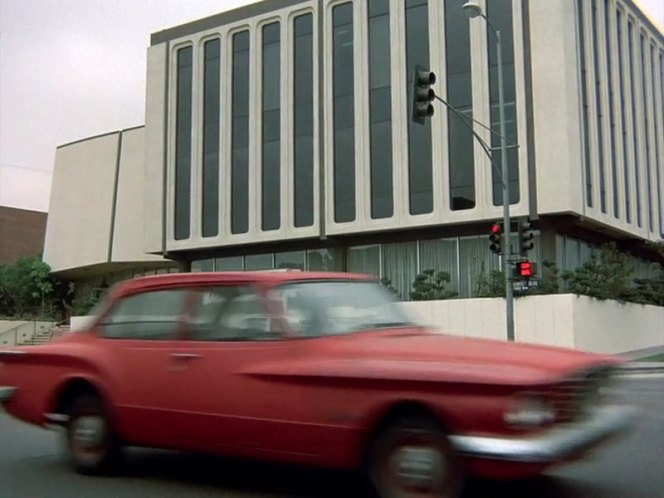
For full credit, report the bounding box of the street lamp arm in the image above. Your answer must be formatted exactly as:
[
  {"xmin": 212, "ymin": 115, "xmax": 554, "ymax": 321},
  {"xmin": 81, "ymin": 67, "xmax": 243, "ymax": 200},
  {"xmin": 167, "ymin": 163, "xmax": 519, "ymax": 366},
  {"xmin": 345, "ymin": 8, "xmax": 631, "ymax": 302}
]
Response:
[{"xmin": 433, "ymin": 93, "xmax": 507, "ymax": 190}]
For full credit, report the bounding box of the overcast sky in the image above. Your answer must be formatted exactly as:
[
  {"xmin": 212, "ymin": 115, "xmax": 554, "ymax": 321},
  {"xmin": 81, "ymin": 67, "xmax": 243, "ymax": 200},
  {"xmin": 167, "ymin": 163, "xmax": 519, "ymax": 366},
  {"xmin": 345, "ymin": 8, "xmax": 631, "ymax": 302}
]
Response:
[{"xmin": 1, "ymin": 0, "xmax": 662, "ymax": 213}]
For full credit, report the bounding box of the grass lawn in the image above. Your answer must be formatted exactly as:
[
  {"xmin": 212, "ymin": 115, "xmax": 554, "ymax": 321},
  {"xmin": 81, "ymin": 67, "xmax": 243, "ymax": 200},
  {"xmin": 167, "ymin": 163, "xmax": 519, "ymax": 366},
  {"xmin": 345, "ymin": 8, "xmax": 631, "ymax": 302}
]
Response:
[{"xmin": 636, "ymin": 353, "xmax": 664, "ymax": 362}]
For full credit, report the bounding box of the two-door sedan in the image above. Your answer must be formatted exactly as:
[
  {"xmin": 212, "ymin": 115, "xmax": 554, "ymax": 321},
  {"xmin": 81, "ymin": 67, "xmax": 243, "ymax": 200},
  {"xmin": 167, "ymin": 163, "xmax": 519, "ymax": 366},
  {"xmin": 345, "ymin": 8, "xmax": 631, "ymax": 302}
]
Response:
[{"xmin": 0, "ymin": 271, "xmax": 635, "ymax": 498}]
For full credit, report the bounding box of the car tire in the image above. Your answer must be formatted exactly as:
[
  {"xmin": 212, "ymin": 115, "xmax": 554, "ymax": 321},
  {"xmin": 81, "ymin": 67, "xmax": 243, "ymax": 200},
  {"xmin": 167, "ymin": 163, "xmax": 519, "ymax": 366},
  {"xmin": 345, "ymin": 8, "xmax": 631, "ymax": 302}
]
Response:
[
  {"xmin": 367, "ymin": 415, "xmax": 463, "ymax": 498},
  {"xmin": 66, "ymin": 394, "xmax": 122, "ymax": 475}
]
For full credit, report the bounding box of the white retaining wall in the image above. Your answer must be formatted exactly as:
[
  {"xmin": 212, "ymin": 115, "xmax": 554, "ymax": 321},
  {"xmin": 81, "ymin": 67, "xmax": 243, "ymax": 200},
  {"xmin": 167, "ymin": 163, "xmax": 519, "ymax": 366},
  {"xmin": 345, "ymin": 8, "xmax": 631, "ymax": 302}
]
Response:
[{"xmin": 401, "ymin": 294, "xmax": 664, "ymax": 355}]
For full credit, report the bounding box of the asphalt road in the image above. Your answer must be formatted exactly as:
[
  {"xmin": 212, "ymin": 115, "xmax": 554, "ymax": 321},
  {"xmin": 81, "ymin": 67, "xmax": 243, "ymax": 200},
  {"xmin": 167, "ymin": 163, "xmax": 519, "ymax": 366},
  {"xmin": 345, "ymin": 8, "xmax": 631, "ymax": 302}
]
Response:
[{"xmin": 1, "ymin": 375, "xmax": 662, "ymax": 498}]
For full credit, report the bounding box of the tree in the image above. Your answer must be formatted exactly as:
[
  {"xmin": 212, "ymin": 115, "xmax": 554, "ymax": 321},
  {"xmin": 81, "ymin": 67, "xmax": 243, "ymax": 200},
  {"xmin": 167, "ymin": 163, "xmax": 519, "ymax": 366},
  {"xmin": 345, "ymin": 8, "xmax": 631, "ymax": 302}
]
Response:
[
  {"xmin": 0, "ymin": 254, "xmax": 58, "ymax": 318},
  {"xmin": 411, "ymin": 270, "xmax": 457, "ymax": 301}
]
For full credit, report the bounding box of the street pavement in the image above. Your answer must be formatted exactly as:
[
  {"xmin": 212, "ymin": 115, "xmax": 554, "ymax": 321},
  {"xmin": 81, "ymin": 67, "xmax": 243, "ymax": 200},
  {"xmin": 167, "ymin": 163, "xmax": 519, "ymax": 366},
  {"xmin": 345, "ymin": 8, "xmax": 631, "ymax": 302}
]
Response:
[{"xmin": 1, "ymin": 374, "xmax": 663, "ymax": 498}]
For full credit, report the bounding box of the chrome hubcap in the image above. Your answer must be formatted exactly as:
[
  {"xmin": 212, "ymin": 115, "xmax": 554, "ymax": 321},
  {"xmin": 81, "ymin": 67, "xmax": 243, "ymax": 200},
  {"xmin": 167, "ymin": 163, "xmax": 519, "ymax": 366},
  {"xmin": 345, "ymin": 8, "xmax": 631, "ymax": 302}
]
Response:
[
  {"xmin": 391, "ymin": 445, "xmax": 446, "ymax": 491},
  {"xmin": 72, "ymin": 415, "xmax": 105, "ymax": 449}
]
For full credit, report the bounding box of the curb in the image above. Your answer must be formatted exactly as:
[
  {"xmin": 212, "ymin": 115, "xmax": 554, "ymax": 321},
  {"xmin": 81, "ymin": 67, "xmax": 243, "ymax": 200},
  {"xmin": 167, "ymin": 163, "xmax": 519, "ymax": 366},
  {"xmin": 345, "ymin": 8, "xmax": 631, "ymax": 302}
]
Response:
[{"xmin": 617, "ymin": 362, "xmax": 664, "ymax": 375}]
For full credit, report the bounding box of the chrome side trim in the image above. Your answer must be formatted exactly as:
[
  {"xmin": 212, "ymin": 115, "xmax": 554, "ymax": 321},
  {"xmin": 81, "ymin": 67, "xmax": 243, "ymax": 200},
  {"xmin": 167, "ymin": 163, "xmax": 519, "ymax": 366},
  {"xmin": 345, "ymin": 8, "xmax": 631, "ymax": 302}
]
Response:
[
  {"xmin": 0, "ymin": 386, "xmax": 17, "ymax": 402},
  {"xmin": 44, "ymin": 413, "xmax": 70, "ymax": 424},
  {"xmin": 449, "ymin": 405, "xmax": 637, "ymax": 463}
]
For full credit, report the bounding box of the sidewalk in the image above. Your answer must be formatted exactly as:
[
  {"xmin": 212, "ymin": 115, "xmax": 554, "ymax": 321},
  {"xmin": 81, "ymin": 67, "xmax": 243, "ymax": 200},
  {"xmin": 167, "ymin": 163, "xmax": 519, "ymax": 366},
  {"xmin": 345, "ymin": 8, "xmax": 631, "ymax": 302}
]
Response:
[{"xmin": 617, "ymin": 345, "xmax": 664, "ymax": 375}]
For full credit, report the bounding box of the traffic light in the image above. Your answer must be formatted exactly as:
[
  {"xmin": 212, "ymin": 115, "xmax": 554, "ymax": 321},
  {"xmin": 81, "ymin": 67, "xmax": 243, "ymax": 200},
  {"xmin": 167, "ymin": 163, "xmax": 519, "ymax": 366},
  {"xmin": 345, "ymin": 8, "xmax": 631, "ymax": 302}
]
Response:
[
  {"xmin": 516, "ymin": 260, "xmax": 533, "ymax": 278},
  {"xmin": 412, "ymin": 65, "xmax": 436, "ymax": 124},
  {"xmin": 518, "ymin": 218, "xmax": 535, "ymax": 255},
  {"xmin": 489, "ymin": 222, "xmax": 503, "ymax": 255}
]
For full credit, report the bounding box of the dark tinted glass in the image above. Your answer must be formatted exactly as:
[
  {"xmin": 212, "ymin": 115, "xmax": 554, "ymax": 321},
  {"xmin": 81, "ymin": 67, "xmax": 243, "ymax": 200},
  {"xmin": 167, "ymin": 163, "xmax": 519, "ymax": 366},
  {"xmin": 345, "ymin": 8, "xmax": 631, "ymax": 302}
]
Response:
[
  {"xmin": 245, "ymin": 253, "xmax": 274, "ymax": 270},
  {"xmin": 590, "ymin": 0, "xmax": 606, "ymax": 213},
  {"xmin": 232, "ymin": 31, "xmax": 250, "ymax": 234},
  {"xmin": 333, "ymin": 3, "xmax": 356, "ymax": 223},
  {"xmin": 640, "ymin": 33, "xmax": 653, "ymax": 231},
  {"xmin": 578, "ymin": 0, "xmax": 593, "ymax": 207},
  {"xmin": 616, "ymin": 9, "xmax": 630, "ymax": 221},
  {"xmin": 628, "ymin": 20, "xmax": 641, "ymax": 226},
  {"xmin": 657, "ymin": 49, "xmax": 663, "ymax": 235},
  {"xmin": 446, "ymin": 0, "xmax": 475, "ymax": 210},
  {"xmin": 203, "ymin": 39, "xmax": 220, "ymax": 237},
  {"xmin": 604, "ymin": 0, "xmax": 618, "ymax": 218},
  {"xmin": 175, "ymin": 46, "xmax": 193, "ymax": 240},
  {"xmin": 294, "ymin": 14, "xmax": 315, "ymax": 227},
  {"xmin": 405, "ymin": 0, "xmax": 433, "ymax": 215},
  {"xmin": 487, "ymin": 0, "xmax": 519, "ymax": 206},
  {"xmin": 368, "ymin": 0, "xmax": 393, "ymax": 219},
  {"xmin": 262, "ymin": 22, "xmax": 281, "ymax": 231}
]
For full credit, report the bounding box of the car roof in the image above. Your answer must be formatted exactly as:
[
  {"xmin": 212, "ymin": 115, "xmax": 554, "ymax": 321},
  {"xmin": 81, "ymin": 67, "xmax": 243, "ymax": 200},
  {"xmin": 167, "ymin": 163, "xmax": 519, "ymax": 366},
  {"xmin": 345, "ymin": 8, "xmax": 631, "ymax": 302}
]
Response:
[{"xmin": 109, "ymin": 271, "xmax": 374, "ymax": 299}]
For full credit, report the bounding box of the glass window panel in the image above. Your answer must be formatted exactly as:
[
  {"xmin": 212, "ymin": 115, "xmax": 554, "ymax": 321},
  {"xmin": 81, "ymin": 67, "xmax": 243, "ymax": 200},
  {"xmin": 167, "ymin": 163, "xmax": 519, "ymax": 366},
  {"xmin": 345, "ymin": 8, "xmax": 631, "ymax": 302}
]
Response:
[
  {"xmin": 333, "ymin": 3, "xmax": 356, "ymax": 223},
  {"xmin": 216, "ymin": 256, "xmax": 244, "ymax": 271},
  {"xmin": 604, "ymin": 0, "xmax": 618, "ymax": 218},
  {"xmin": 369, "ymin": 0, "xmax": 393, "ymax": 219},
  {"xmin": 294, "ymin": 14, "xmax": 315, "ymax": 228},
  {"xmin": 459, "ymin": 236, "xmax": 500, "ymax": 298},
  {"xmin": 382, "ymin": 241, "xmax": 418, "ymax": 300},
  {"xmin": 175, "ymin": 46, "xmax": 193, "ymax": 240},
  {"xmin": 487, "ymin": 0, "xmax": 519, "ymax": 206},
  {"xmin": 446, "ymin": 0, "xmax": 475, "ymax": 210},
  {"xmin": 191, "ymin": 259, "xmax": 214, "ymax": 272},
  {"xmin": 275, "ymin": 251, "xmax": 305, "ymax": 270},
  {"xmin": 306, "ymin": 248, "xmax": 342, "ymax": 271},
  {"xmin": 578, "ymin": 0, "xmax": 593, "ymax": 208},
  {"xmin": 245, "ymin": 253, "xmax": 274, "ymax": 271},
  {"xmin": 419, "ymin": 238, "xmax": 460, "ymax": 294},
  {"xmin": 406, "ymin": 0, "xmax": 433, "ymax": 215},
  {"xmin": 202, "ymin": 39, "xmax": 221, "ymax": 237},
  {"xmin": 640, "ymin": 33, "xmax": 653, "ymax": 232},
  {"xmin": 348, "ymin": 245, "xmax": 381, "ymax": 277},
  {"xmin": 616, "ymin": 9, "xmax": 630, "ymax": 222},
  {"xmin": 656, "ymin": 49, "xmax": 663, "ymax": 235},
  {"xmin": 232, "ymin": 31, "xmax": 250, "ymax": 234},
  {"xmin": 262, "ymin": 22, "xmax": 281, "ymax": 231},
  {"xmin": 590, "ymin": 0, "xmax": 606, "ymax": 213},
  {"xmin": 628, "ymin": 20, "xmax": 641, "ymax": 226}
]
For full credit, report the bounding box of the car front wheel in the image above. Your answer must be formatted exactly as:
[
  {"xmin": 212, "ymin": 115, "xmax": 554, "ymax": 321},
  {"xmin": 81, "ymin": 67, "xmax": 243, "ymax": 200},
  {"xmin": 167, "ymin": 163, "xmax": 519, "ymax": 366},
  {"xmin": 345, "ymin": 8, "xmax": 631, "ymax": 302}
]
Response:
[
  {"xmin": 66, "ymin": 394, "xmax": 122, "ymax": 475},
  {"xmin": 368, "ymin": 415, "xmax": 463, "ymax": 498}
]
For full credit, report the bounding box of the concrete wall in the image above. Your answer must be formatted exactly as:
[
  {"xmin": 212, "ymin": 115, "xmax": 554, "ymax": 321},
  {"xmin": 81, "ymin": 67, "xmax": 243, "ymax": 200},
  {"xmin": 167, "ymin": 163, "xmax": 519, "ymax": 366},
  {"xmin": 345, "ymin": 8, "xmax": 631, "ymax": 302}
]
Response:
[
  {"xmin": 0, "ymin": 206, "xmax": 47, "ymax": 264},
  {"xmin": 402, "ymin": 294, "xmax": 664, "ymax": 354},
  {"xmin": 0, "ymin": 321, "xmax": 55, "ymax": 346}
]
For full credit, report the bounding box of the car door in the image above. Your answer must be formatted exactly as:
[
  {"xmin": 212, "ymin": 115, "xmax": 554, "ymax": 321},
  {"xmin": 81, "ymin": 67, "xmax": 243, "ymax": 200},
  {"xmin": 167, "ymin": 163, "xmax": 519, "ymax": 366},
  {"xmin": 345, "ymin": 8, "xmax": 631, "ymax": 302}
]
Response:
[
  {"xmin": 95, "ymin": 286, "xmax": 193, "ymax": 447},
  {"xmin": 167, "ymin": 283, "xmax": 323, "ymax": 458}
]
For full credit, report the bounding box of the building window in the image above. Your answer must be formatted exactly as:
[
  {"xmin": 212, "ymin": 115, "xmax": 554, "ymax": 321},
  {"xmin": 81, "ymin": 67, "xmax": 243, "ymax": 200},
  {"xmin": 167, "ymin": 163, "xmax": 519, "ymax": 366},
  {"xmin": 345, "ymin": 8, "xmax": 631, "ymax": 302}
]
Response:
[
  {"xmin": 419, "ymin": 238, "xmax": 460, "ymax": 295},
  {"xmin": 487, "ymin": 0, "xmax": 519, "ymax": 206},
  {"xmin": 293, "ymin": 14, "xmax": 315, "ymax": 228},
  {"xmin": 590, "ymin": 0, "xmax": 606, "ymax": 213},
  {"xmin": 446, "ymin": 0, "xmax": 475, "ymax": 210},
  {"xmin": 245, "ymin": 253, "xmax": 274, "ymax": 270},
  {"xmin": 382, "ymin": 241, "xmax": 418, "ymax": 299},
  {"xmin": 628, "ymin": 19, "xmax": 641, "ymax": 227},
  {"xmin": 348, "ymin": 245, "xmax": 380, "ymax": 277},
  {"xmin": 578, "ymin": 0, "xmax": 593, "ymax": 208},
  {"xmin": 191, "ymin": 259, "xmax": 214, "ymax": 272},
  {"xmin": 231, "ymin": 31, "xmax": 250, "ymax": 234},
  {"xmin": 306, "ymin": 248, "xmax": 342, "ymax": 271},
  {"xmin": 604, "ymin": 1, "xmax": 618, "ymax": 218},
  {"xmin": 216, "ymin": 256, "xmax": 244, "ymax": 271},
  {"xmin": 616, "ymin": 8, "xmax": 630, "ymax": 222},
  {"xmin": 262, "ymin": 22, "xmax": 281, "ymax": 231},
  {"xmin": 275, "ymin": 250, "xmax": 305, "ymax": 270},
  {"xmin": 368, "ymin": 0, "xmax": 393, "ymax": 219},
  {"xmin": 202, "ymin": 39, "xmax": 221, "ymax": 237},
  {"xmin": 332, "ymin": 3, "xmax": 356, "ymax": 223},
  {"xmin": 175, "ymin": 46, "xmax": 193, "ymax": 240},
  {"xmin": 640, "ymin": 33, "xmax": 653, "ymax": 232},
  {"xmin": 657, "ymin": 49, "xmax": 664, "ymax": 236},
  {"xmin": 405, "ymin": 0, "xmax": 433, "ymax": 215}
]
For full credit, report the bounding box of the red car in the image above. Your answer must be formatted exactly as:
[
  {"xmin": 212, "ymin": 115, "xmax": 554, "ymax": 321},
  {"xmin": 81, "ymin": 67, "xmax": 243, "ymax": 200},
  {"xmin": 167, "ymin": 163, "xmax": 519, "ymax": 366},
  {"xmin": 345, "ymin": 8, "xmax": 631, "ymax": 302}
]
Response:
[{"xmin": 0, "ymin": 272, "xmax": 635, "ymax": 497}]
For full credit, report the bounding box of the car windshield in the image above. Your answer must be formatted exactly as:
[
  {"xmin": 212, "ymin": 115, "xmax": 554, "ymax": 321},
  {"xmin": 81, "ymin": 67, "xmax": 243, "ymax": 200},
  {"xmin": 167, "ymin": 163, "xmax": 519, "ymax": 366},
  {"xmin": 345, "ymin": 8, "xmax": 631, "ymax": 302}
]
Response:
[{"xmin": 269, "ymin": 280, "xmax": 415, "ymax": 337}]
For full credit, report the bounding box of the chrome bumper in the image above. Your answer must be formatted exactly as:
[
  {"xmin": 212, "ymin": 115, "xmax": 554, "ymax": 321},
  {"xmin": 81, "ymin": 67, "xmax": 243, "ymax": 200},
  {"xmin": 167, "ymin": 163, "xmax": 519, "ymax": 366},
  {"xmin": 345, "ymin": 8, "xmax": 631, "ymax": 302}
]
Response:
[
  {"xmin": 450, "ymin": 405, "xmax": 636, "ymax": 463},
  {"xmin": 0, "ymin": 386, "xmax": 17, "ymax": 403}
]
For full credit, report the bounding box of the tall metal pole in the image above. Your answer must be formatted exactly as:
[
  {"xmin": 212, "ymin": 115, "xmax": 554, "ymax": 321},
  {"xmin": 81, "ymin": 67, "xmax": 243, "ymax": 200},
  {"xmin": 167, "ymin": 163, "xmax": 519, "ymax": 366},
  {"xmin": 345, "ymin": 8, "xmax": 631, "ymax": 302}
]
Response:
[{"xmin": 496, "ymin": 30, "xmax": 515, "ymax": 341}]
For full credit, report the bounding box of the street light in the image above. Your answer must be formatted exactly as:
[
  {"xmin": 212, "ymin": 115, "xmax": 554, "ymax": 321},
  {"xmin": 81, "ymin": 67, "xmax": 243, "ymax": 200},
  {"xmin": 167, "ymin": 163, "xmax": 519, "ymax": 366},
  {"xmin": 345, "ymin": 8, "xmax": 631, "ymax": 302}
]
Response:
[{"xmin": 462, "ymin": 1, "xmax": 515, "ymax": 341}]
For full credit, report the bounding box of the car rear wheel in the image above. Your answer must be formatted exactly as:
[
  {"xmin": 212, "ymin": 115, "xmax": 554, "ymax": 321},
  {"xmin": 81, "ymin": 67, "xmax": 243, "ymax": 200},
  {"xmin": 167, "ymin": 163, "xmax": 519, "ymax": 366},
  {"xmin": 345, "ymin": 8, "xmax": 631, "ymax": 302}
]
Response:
[
  {"xmin": 368, "ymin": 415, "xmax": 463, "ymax": 498},
  {"xmin": 66, "ymin": 394, "xmax": 122, "ymax": 475}
]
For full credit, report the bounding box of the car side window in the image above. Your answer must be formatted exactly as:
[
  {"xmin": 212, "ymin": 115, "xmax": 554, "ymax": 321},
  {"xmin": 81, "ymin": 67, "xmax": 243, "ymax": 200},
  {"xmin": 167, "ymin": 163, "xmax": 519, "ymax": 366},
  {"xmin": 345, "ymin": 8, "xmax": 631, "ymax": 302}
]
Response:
[
  {"xmin": 99, "ymin": 289, "xmax": 189, "ymax": 340},
  {"xmin": 187, "ymin": 286, "xmax": 277, "ymax": 341}
]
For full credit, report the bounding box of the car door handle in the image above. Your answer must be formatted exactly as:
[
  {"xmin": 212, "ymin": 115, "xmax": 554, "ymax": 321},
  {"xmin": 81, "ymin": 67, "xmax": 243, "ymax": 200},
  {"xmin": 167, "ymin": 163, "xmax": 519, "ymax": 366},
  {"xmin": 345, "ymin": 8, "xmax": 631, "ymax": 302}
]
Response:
[{"xmin": 170, "ymin": 352, "xmax": 203, "ymax": 361}]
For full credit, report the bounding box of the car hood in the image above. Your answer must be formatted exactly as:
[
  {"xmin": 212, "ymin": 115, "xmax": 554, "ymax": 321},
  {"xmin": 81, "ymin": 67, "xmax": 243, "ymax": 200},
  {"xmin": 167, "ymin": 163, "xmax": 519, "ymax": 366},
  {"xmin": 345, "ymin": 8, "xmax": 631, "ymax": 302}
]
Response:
[{"xmin": 289, "ymin": 329, "xmax": 623, "ymax": 387}]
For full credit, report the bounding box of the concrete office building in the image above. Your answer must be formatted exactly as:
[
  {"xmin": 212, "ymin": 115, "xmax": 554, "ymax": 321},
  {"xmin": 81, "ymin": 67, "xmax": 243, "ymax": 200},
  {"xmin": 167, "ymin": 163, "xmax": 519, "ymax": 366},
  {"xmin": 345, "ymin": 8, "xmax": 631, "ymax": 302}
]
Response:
[{"xmin": 44, "ymin": 0, "xmax": 664, "ymax": 300}]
